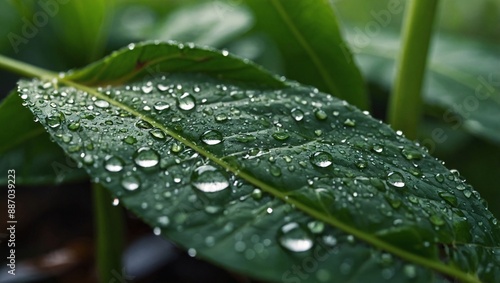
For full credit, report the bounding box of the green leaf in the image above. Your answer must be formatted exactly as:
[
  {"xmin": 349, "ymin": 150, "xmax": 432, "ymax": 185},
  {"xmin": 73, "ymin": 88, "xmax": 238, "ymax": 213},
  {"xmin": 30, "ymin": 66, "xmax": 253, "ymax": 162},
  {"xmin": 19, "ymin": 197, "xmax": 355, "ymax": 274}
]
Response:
[
  {"xmin": 52, "ymin": 0, "xmax": 114, "ymax": 64},
  {"xmin": 19, "ymin": 42, "xmax": 499, "ymax": 283},
  {"xmin": 149, "ymin": 1, "xmax": 253, "ymax": 48},
  {"xmin": 243, "ymin": 0, "xmax": 369, "ymax": 109},
  {"xmin": 0, "ymin": 91, "xmax": 86, "ymax": 185},
  {"xmin": 345, "ymin": 29, "xmax": 500, "ymax": 144}
]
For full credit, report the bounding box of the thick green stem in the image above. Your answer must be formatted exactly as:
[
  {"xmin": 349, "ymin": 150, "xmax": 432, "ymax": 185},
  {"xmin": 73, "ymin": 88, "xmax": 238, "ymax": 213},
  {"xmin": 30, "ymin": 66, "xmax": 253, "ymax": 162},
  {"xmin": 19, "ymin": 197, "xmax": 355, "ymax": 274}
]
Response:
[
  {"xmin": 388, "ymin": 0, "xmax": 439, "ymax": 139},
  {"xmin": 93, "ymin": 183, "xmax": 124, "ymax": 283},
  {"xmin": 0, "ymin": 54, "xmax": 57, "ymax": 80}
]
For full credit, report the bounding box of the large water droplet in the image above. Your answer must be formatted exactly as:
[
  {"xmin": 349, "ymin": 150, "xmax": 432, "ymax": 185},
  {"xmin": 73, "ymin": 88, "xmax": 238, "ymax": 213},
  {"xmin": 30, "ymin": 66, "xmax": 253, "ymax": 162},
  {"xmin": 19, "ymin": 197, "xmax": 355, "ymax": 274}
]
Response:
[
  {"xmin": 435, "ymin": 173, "xmax": 444, "ymax": 183},
  {"xmin": 94, "ymin": 100, "xmax": 110, "ymax": 108},
  {"xmin": 314, "ymin": 109, "xmax": 328, "ymax": 120},
  {"xmin": 278, "ymin": 222, "xmax": 313, "ymax": 252},
  {"xmin": 177, "ymin": 93, "xmax": 196, "ymax": 111},
  {"xmin": 191, "ymin": 165, "xmax": 229, "ymax": 193},
  {"xmin": 272, "ymin": 132, "xmax": 290, "ymax": 141},
  {"xmin": 200, "ymin": 130, "xmax": 223, "ymax": 145},
  {"xmin": 401, "ymin": 148, "xmax": 423, "ymax": 160},
  {"xmin": 344, "ymin": 119, "xmax": 356, "ymax": 127},
  {"xmin": 121, "ymin": 174, "xmax": 140, "ymax": 191},
  {"xmin": 104, "ymin": 156, "xmax": 124, "ymax": 172},
  {"xmin": 438, "ymin": 192, "xmax": 457, "ymax": 206},
  {"xmin": 133, "ymin": 147, "xmax": 160, "ymax": 168},
  {"xmin": 136, "ymin": 120, "xmax": 153, "ymax": 129},
  {"xmin": 387, "ymin": 172, "xmax": 405, "ymax": 188},
  {"xmin": 149, "ymin": 128, "xmax": 166, "ymax": 140},
  {"xmin": 154, "ymin": 101, "xmax": 170, "ymax": 111},
  {"xmin": 67, "ymin": 121, "xmax": 80, "ymax": 131},
  {"xmin": 310, "ymin": 151, "xmax": 333, "ymax": 168},
  {"xmin": 372, "ymin": 144, "xmax": 384, "ymax": 153},
  {"xmin": 46, "ymin": 115, "xmax": 62, "ymax": 128},
  {"xmin": 291, "ymin": 108, "xmax": 304, "ymax": 121}
]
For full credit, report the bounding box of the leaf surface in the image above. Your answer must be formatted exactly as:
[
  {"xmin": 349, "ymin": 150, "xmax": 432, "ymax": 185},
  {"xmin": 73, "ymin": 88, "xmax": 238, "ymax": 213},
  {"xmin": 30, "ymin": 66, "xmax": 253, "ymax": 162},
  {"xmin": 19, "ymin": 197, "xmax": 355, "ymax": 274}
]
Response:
[
  {"xmin": 243, "ymin": 0, "xmax": 369, "ymax": 109},
  {"xmin": 19, "ymin": 42, "xmax": 499, "ymax": 283},
  {"xmin": 0, "ymin": 91, "xmax": 86, "ymax": 185}
]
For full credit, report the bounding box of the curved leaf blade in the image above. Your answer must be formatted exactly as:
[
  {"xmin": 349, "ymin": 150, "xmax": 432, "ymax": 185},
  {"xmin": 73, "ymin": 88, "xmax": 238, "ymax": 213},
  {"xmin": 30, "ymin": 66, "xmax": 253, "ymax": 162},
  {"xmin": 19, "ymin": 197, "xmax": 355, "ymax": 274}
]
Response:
[
  {"xmin": 0, "ymin": 91, "xmax": 86, "ymax": 185},
  {"xmin": 66, "ymin": 41, "xmax": 285, "ymax": 88},
  {"xmin": 243, "ymin": 0, "xmax": 369, "ymax": 109},
  {"xmin": 19, "ymin": 42, "xmax": 499, "ymax": 282}
]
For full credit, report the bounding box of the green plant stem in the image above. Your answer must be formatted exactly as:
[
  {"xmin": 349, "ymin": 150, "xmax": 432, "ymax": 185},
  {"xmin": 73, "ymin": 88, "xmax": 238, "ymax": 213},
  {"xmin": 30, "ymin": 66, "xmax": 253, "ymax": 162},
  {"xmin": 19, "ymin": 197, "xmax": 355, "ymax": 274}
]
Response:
[
  {"xmin": 388, "ymin": 0, "xmax": 439, "ymax": 139},
  {"xmin": 0, "ymin": 54, "xmax": 57, "ymax": 80},
  {"xmin": 92, "ymin": 183, "xmax": 124, "ymax": 283}
]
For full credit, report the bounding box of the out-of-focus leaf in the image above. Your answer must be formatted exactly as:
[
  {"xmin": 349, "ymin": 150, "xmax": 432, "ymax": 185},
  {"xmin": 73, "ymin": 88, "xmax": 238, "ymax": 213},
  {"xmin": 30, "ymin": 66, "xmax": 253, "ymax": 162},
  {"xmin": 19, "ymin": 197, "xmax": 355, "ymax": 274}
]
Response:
[
  {"xmin": 0, "ymin": 92, "xmax": 86, "ymax": 185},
  {"xmin": 17, "ymin": 42, "xmax": 500, "ymax": 283},
  {"xmin": 150, "ymin": 1, "xmax": 252, "ymax": 48},
  {"xmin": 52, "ymin": 0, "xmax": 115, "ymax": 65},
  {"xmin": 243, "ymin": 0, "xmax": 369, "ymax": 109},
  {"xmin": 345, "ymin": 29, "xmax": 500, "ymax": 144}
]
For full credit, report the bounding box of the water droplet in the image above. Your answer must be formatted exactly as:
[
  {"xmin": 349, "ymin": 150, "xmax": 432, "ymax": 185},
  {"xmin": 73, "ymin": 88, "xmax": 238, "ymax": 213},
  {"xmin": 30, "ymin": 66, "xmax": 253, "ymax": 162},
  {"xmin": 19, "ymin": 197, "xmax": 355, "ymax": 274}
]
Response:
[
  {"xmin": 104, "ymin": 156, "xmax": 124, "ymax": 172},
  {"xmin": 136, "ymin": 120, "xmax": 153, "ymax": 129},
  {"xmin": 215, "ymin": 113, "xmax": 228, "ymax": 122},
  {"xmin": 177, "ymin": 93, "xmax": 196, "ymax": 111},
  {"xmin": 123, "ymin": 136, "xmax": 137, "ymax": 145},
  {"xmin": 149, "ymin": 128, "xmax": 166, "ymax": 140},
  {"xmin": 314, "ymin": 109, "xmax": 328, "ymax": 120},
  {"xmin": 310, "ymin": 151, "xmax": 333, "ymax": 168},
  {"xmin": 278, "ymin": 222, "xmax": 313, "ymax": 252},
  {"xmin": 141, "ymin": 84, "xmax": 153, "ymax": 94},
  {"xmin": 272, "ymin": 132, "xmax": 289, "ymax": 141},
  {"xmin": 387, "ymin": 172, "xmax": 405, "ymax": 188},
  {"xmin": 463, "ymin": 190, "xmax": 472, "ymax": 198},
  {"xmin": 112, "ymin": 198, "xmax": 120, "ymax": 206},
  {"xmin": 251, "ymin": 188, "xmax": 262, "ymax": 200},
  {"xmin": 154, "ymin": 101, "xmax": 170, "ymax": 111},
  {"xmin": 403, "ymin": 265, "xmax": 417, "ymax": 278},
  {"xmin": 94, "ymin": 100, "xmax": 110, "ymax": 108},
  {"xmin": 133, "ymin": 147, "xmax": 160, "ymax": 168},
  {"xmin": 188, "ymin": 248, "xmax": 197, "ymax": 257},
  {"xmin": 171, "ymin": 143, "xmax": 182, "ymax": 153},
  {"xmin": 291, "ymin": 108, "xmax": 304, "ymax": 121},
  {"xmin": 82, "ymin": 154, "xmax": 94, "ymax": 165},
  {"xmin": 435, "ymin": 173, "xmax": 444, "ymax": 183},
  {"xmin": 67, "ymin": 122, "xmax": 80, "ymax": 131},
  {"xmin": 429, "ymin": 214, "xmax": 445, "ymax": 226},
  {"xmin": 153, "ymin": 227, "xmax": 161, "ymax": 235},
  {"xmin": 307, "ymin": 221, "xmax": 325, "ymax": 234},
  {"xmin": 438, "ymin": 192, "xmax": 457, "ymax": 206},
  {"xmin": 401, "ymin": 148, "xmax": 423, "ymax": 160},
  {"xmin": 270, "ymin": 165, "xmax": 282, "ymax": 177},
  {"xmin": 344, "ymin": 118, "xmax": 356, "ymax": 127},
  {"xmin": 191, "ymin": 165, "xmax": 229, "ymax": 193},
  {"xmin": 46, "ymin": 115, "xmax": 62, "ymax": 128},
  {"xmin": 200, "ymin": 130, "xmax": 223, "ymax": 145},
  {"xmin": 322, "ymin": 235, "xmax": 337, "ymax": 246},
  {"xmin": 121, "ymin": 174, "xmax": 140, "ymax": 191},
  {"xmin": 157, "ymin": 216, "xmax": 170, "ymax": 227},
  {"xmin": 372, "ymin": 144, "xmax": 384, "ymax": 153}
]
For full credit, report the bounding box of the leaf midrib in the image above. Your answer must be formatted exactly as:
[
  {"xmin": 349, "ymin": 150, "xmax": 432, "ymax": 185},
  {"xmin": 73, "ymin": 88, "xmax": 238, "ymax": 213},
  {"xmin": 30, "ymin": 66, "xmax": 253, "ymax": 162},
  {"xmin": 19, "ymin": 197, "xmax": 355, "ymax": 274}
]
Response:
[{"xmin": 55, "ymin": 77, "xmax": 480, "ymax": 283}]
